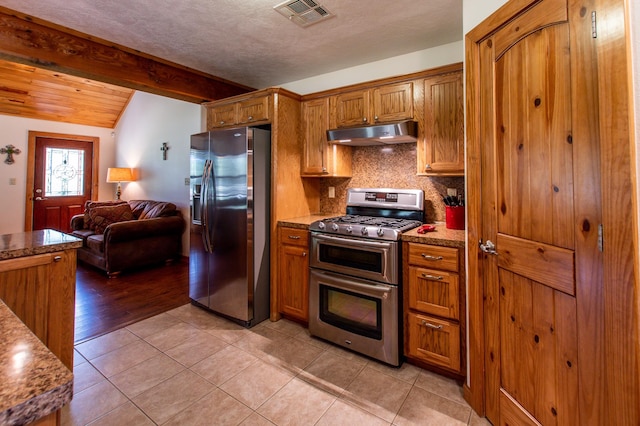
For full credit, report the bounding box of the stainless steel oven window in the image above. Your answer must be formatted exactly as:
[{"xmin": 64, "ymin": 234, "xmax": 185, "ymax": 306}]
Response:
[
  {"xmin": 310, "ymin": 233, "xmax": 398, "ymax": 285},
  {"xmin": 318, "ymin": 244, "xmax": 383, "ymax": 273},
  {"xmin": 319, "ymin": 284, "xmax": 382, "ymax": 340}
]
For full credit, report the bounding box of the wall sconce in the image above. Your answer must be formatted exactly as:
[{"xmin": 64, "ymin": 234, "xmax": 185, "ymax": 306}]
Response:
[{"xmin": 106, "ymin": 167, "xmax": 135, "ymax": 200}]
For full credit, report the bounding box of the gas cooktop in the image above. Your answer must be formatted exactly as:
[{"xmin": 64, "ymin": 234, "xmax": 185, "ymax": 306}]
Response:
[{"xmin": 309, "ymin": 188, "xmax": 424, "ymax": 241}]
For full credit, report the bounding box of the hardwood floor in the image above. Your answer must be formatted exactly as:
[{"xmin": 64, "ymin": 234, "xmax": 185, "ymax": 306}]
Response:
[{"xmin": 74, "ymin": 258, "xmax": 190, "ymax": 344}]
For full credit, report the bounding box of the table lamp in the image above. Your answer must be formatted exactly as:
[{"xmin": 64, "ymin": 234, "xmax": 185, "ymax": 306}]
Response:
[{"xmin": 106, "ymin": 167, "xmax": 134, "ymax": 200}]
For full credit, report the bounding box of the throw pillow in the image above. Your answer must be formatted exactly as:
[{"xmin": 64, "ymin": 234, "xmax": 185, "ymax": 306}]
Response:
[
  {"xmin": 88, "ymin": 203, "xmax": 134, "ymax": 234},
  {"xmin": 83, "ymin": 200, "xmax": 127, "ymax": 230}
]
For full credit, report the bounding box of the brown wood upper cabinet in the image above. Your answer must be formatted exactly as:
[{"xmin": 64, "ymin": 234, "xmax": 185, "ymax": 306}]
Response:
[
  {"xmin": 418, "ymin": 71, "xmax": 464, "ymax": 176},
  {"xmin": 207, "ymin": 94, "xmax": 271, "ymax": 129},
  {"xmin": 301, "ymin": 98, "xmax": 352, "ymax": 177},
  {"xmin": 332, "ymin": 82, "xmax": 414, "ymax": 128}
]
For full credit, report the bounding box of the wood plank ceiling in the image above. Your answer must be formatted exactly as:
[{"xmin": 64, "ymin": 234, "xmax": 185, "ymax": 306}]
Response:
[{"xmin": 0, "ymin": 59, "xmax": 134, "ymax": 128}]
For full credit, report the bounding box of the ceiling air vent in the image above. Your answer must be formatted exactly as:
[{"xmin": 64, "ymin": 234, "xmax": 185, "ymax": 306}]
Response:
[{"xmin": 274, "ymin": 0, "xmax": 335, "ymax": 28}]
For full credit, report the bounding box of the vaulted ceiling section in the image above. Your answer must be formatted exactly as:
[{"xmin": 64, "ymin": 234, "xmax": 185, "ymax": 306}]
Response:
[{"xmin": 0, "ymin": 6, "xmax": 253, "ymax": 128}]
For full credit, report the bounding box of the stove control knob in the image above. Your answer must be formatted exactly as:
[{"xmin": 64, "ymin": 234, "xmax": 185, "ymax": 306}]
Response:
[
  {"xmin": 377, "ymin": 227, "xmax": 385, "ymax": 237},
  {"xmin": 318, "ymin": 222, "xmax": 325, "ymax": 230},
  {"xmin": 361, "ymin": 227, "xmax": 368, "ymax": 236},
  {"xmin": 331, "ymin": 223, "xmax": 340, "ymax": 232},
  {"xmin": 346, "ymin": 226, "xmax": 353, "ymax": 234}
]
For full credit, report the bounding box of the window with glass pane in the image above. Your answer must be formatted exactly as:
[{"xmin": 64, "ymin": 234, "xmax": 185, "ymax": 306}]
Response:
[{"xmin": 45, "ymin": 148, "xmax": 85, "ymax": 196}]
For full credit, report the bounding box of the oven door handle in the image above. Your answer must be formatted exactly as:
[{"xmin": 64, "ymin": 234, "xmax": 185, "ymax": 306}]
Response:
[
  {"xmin": 311, "ymin": 269, "xmax": 394, "ymax": 299},
  {"xmin": 311, "ymin": 232, "xmax": 394, "ymax": 250}
]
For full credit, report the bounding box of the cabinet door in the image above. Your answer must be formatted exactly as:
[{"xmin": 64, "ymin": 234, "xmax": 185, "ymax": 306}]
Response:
[
  {"xmin": 407, "ymin": 312, "xmax": 460, "ymax": 372},
  {"xmin": 334, "ymin": 90, "xmax": 370, "ymax": 127},
  {"xmin": 278, "ymin": 228, "xmax": 309, "ymax": 322},
  {"xmin": 302, "ymin": 98, "xmax": 329, "ymax": 174},
  {"xmin": 420, "ymin": 72, "xmax": 464, "ymax": 175},
  {"xmin": 208, "ymin": 104, "xmax": 236, "ymax": 129},
  {"xmin": 409, "ymin": 266, "xmax": 459, "ymax": 320},
  {"xmin": 0, "ymin": 250, "xmax": 76, "ymax": 369},
  {"xmin": 237, "ymin": 96, "xmax": 270, "ymax": 124},
  {"xmin": 372, "ymin": 82, "xmax": 414, "ymax": 123},
  {"xmin": 302, "ymin": 98, "xmax": 352, "ymax": 177}
]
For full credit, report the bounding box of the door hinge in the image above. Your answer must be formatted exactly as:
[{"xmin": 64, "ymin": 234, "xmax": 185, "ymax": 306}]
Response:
[
  {"xmin": 598, "ymin": 223, "xmax": 604, "ymax": 252},
  {"xmin": 591, "ymin": 11, "xmax": 598, "ymax": 38}
]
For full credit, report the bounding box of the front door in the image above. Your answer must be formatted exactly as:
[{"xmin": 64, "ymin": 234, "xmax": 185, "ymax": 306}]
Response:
[
  {"xmin": 476, "ymin": 0, "xmax": 602, "ymax": 424},
  {"xmin": 28, "ymin": 132, "xmax": 97, "ymax": 233}
]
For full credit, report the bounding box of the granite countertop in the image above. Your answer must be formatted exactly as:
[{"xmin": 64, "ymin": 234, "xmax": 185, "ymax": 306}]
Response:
[
  {"xmin": 401, "ymin": 223, "xmax": 465, "ymax": 248},
  {"xmin": 277, "ymin": 214, "xmax": 339, "ymax": 230},
  {"xmin": 0, "ymin": 229, "xmax": 82, "ymax": 261},
  {"xmin": 0, "ymin": 300, "xmax": 73, "ymax": 425},
  {"xmin": 278, "ymin": 216, "xmax": 465, "ymax": 248}
]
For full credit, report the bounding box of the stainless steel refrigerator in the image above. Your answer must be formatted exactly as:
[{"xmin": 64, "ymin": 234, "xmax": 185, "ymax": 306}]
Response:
[{"xmin": 189, "ymin": 127, "xmax": 270, "ymax": 327}]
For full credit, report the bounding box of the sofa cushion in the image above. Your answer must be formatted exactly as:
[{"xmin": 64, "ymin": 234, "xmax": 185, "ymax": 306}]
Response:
[
  {"xmin": 86, "ymin": 234, "xmax": 104, "ymax": 253},
  {"xmin": 70, "ymin": 229, "xmax": 94, "ymax": 242},
  {"xmin": 88, "ymin": 203, "xmax": 134, "ymax": 234},
  {"xmin": 83, "ymin": 200, "xmax": 127, "ymax": 230},
  {"xmin": 129, "ymin": 200, "xmax": 177, "ymax": 220}
]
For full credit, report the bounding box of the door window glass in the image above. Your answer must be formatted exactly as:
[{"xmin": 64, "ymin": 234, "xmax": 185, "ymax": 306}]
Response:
[{"xmin": 45, "ymin": 148, "xmax": 85, "ymax": 196}]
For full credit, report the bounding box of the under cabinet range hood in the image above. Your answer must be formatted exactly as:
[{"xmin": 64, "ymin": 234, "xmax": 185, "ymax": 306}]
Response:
[{"xmin": 326, "ymin": 120, "xmax": 418, "ymax": 146}]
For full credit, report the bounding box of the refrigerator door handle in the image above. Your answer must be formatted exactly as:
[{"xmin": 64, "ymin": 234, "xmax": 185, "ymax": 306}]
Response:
[
  {"xmin": 201, "ymin": 159, "xmax": 213, "ymax": 253},
  {"xmin": 207, "ymin": 159, "xmax": 217, "ymax": 252}
]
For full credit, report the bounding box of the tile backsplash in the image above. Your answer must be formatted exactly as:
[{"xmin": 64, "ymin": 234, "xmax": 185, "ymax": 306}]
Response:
[{"xmin": 318, "ymin": 144, "xmax": 464, "ymax": 223}]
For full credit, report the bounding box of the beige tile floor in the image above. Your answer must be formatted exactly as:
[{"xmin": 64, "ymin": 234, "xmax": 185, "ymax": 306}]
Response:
[{"xmin": 63, "ymin": 304, "xmax": 491, "ymax": 426}]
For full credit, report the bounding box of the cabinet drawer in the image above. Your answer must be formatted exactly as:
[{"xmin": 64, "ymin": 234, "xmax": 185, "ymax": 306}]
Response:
[
  {"xmin": 407, "ymin": 243, "xmax": 458, "ymax": 272},
  {"xmin": 409, "ymin": 266, "xmax": 459, "ymax": 320},
  {"xmin": 278, "ymin": 227, "xmax": 309, "ymax": 247},
  {"xmin": 407, "ymin": 312, "xmax": 461, "ymax": 372}
]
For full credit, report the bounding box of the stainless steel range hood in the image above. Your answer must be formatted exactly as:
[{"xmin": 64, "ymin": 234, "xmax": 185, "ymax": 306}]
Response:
[{"xmin": 326, "ymin": 120, "xmax": 418, "ymax": 146}]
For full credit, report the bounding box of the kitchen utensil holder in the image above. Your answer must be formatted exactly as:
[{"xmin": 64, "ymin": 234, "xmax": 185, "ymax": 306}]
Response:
[{"xmin": 445, "ymin": 206, "xmax": 465, "ymax": 230}]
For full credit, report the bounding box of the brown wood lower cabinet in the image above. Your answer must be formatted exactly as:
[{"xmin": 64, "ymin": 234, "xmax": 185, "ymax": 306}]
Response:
[
  {"xmin": 0, "ymin": 249, "xmax": 76, "ymax": 369},
  {"xmin": 403, "ymin": 241, "xmax": 465, "ymax": 378},
  {"xmin": 277, "ymin": 227, "xmax": 309, "ymax": 323}
]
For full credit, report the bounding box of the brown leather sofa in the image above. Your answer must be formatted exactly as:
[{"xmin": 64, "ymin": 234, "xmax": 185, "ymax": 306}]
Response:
[{"xmin": 70, "ymin": 200, "xmax": 185, "ymax": 277}]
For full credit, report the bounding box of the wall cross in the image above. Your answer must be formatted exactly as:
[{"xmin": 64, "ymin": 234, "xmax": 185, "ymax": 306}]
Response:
[
  {"xmin": 160, "ymin": 142, "xmax": 170, "ymax": 160},
  {"xmin": 0, "ymin": 144, "xmax": 21, "ymax": 164}
]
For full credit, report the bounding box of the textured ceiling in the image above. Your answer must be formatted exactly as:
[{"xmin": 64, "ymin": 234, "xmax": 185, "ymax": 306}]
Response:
[{"xmin": 0, "ymin": 0, "xmax": 463, "ymax": 89}]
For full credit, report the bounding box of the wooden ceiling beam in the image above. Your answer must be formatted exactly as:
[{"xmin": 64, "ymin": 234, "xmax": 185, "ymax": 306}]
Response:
[{"xmin": 0, "ymin": 6, "xmax": 254, "ymax": 104}]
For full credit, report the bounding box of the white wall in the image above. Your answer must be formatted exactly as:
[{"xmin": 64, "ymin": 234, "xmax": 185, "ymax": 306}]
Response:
[
  {"xmin": 114, "ymin": 91, "xmax": 202, "ymax": 256},
  {"xmin": 0, "ymin": 116, "xmax": 115, "ymax": 235},
  {"xmin": 281, "ymin": 40, "xmax": 464, "ymax": 94}
]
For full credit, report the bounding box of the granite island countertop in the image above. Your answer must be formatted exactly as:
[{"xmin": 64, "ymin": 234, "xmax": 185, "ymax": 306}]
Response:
[
  {"xmin": 0, "ymin": 229, "xmax": 82, "ymax": 261},
  {"xmin": 278, "ymin": 216, "xmax": 465, "ymax": 248},
  {"xmin": 0, "ymin": 300, "xmax": 73, "ymax": 425}
]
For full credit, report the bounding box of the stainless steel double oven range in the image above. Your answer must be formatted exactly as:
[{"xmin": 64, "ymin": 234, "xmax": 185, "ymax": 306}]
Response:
[{"xmin": 308, "ymin": 188, "xmax": 424, "ymax": 366}]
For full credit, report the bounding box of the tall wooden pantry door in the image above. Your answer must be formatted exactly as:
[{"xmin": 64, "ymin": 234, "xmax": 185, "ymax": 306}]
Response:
[{"xmin": 469, "ymin": 0, "xmax": 602, "ymax": 424}]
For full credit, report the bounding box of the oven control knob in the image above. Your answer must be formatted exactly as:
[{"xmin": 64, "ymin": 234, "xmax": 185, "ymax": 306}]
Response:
[
  {"xmin": 318, "ymin": 222, "xmax": 325, "ymax": 230},
  {"xmin": 377, "ymin": 227, "xmax": 385, "ymax": 237},
  {"xmin": 346, "ymin": 225, "xmax": 353, "ymax": 233},
  {"xmin": 361, "ymin": 227, "xmax": 368, "ymax": 236},
  {"xmin": 331, "ymin": 223, "xmax": 340, "ymax": 232}
]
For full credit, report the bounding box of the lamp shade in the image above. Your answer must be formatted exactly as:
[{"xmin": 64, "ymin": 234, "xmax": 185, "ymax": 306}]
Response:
[{"xmin": 106, "ymin": 167, "xmax": 134, "ymax": 182}]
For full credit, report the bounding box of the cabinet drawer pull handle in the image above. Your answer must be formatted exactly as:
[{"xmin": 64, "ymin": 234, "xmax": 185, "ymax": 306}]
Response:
[
  {"xmin": 248, "ymin": 115, "xmax": 254, "ymax": 121},
  {"xmin": 421, "ymin": 273, "xmax": 443, "ymax": 281},
  {"xmin": 421, "ymin": 254, "xmax": 443, "ymax": 261},
  {"xmin": 53, "ymin": 256, "xmax": 62, "ymax": 262},
  {"xmin": 288, "ymin": 235, "xmax": 301, "ymax": 240},
  {"xmin": 219, "ymin": 121, "xmax": 225, "ymax": 125},
  {"xmin": 302, "ymin": 252, "xmax": 307, "ymax": 257},
  {"xmin": 421, "ymin": 320, "xmax": 443, "ymax": 329}
]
